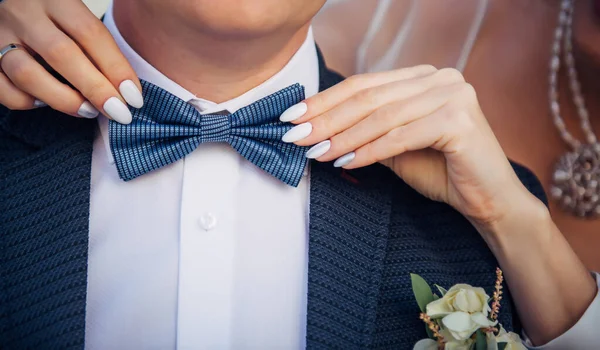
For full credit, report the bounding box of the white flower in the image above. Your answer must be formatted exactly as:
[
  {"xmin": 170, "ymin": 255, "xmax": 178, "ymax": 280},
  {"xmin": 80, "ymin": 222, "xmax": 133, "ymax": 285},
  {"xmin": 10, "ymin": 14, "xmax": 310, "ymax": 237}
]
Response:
[
  {"xmin": 441, "ymin": 311, "xmax": 497, "ymax": 341},
  {"xmin": 427, "ymin": 284, "xmax": 491, "ymax": 318},
  {"xmin": 413, "ymin": 338, "xmax": 438, "ymax": 350},
  {"xmin": 487, "ymin": 326, "xmax": 527, "ymax": 350}
]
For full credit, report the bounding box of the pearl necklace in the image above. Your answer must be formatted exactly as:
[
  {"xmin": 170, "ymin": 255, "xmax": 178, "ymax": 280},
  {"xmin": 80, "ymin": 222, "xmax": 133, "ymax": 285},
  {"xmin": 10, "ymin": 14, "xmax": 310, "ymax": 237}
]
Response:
[{"xmin": 549, "ymin": 0, "xmax": 600, "ymax": 217}]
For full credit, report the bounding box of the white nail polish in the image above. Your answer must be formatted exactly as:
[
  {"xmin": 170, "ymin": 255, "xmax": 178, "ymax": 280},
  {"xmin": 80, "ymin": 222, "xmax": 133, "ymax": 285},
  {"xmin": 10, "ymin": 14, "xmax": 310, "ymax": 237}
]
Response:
[
  {"xmin": 306, "ymin": 140, "xmax": 331, "ymax": 159},
  {"xmin": 334, "ymin": 152, "xmax": 356, "ymax": 168},
  {"xmin": 282, "ymin": 122, "xmax": 312, "ymax": 143},
  {"xmin": 33, "ymin": 100, "xmax": 48, "ymax": 108},
  {"xmin": 103, "ymin": 97, "xmax": 132, "ymax": 124},
  {"xmin": 77, "ymin": 101, "xmax": 100, "ymax": 119},
  {"xmin": 280, "ymin": 102, "xmax": 307, "ymax": 122},
  {"xmin": 119, "ymin": 80, "xmax": 144, "ymax": 108}
]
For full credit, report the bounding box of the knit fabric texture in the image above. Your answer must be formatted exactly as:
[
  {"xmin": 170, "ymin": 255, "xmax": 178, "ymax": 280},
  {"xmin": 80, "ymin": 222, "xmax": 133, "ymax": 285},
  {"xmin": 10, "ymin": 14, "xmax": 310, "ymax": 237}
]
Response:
[
  {"xmin": 0, "ymin": 107, "xmax": 94, "ymax": 349},
  {"xmin": 0, "ymin": 51, "xmax": 547, "ymax": 350}
]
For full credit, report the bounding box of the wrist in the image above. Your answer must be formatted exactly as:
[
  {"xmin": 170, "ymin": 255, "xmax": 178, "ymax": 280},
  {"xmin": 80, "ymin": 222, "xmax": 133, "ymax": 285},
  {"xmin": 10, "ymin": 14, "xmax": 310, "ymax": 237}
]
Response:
[{"xmin": 474, "ymin": 189, "xmax": 552, "ymax": 253}]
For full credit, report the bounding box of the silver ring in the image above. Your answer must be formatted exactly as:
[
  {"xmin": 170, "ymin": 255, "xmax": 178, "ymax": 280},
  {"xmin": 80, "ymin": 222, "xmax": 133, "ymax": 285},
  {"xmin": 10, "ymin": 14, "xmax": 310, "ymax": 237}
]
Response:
[{"xmin": 0, "ymin": 43, "xmax": 26, "ymax": 65}]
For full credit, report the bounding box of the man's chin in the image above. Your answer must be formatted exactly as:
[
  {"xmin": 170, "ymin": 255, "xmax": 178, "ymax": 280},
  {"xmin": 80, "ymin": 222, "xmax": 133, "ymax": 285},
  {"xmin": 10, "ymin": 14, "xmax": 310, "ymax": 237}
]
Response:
[
  {"xmin": 171, "ymin": 1, "xmax": 321, "ymax": 40},
  {"xmin": 196, "ymin": 23, "xmax": 295, "ymax": 41}
]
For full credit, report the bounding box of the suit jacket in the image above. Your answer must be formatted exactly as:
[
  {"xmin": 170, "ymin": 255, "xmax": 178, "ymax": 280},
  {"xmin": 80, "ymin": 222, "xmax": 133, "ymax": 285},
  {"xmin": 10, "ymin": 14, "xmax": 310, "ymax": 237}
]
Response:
[{"xmin": 0, "ymin": 52, "xmax": 546, "ymax": 350}]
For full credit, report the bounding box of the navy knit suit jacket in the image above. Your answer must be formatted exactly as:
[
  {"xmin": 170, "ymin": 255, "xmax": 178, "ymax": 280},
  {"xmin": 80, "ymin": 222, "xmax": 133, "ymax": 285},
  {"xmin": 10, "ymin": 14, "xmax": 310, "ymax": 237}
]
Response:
[{"xmin": 0, "ymin": 52, "xmax": 546, "ymax": 349}]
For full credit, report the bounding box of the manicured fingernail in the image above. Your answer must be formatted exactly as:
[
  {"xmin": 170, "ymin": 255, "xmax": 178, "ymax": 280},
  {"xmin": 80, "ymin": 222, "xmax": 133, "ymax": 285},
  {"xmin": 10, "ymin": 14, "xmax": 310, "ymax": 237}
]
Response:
[
  {"xmin": 119, "ymin": 80, "xmax": 144, "ymax": 108},
  {"xmin": 33, "ymin": 99, "xmax": 48, "ymax": 108},
  {"xmin": 280, "ymin": 102, "xmax": 307, "ymax": 122},
  {"xmin": 77, "ymin": 101, "xmax": 99, "ymax": 119},
  {"xmin": 103, "ymin": 97, "xmax": 132, "ymax": 124},
  {"xmin": 282, "ymin": 122, "xmax": 312, "ymax": 143},
  {"xmin": 334, "ymin": 152, "xmax": 356, "ymax": 168},
  {"xmin": 306, "ymin": 140, "xmax": 331, "ymax": 159}
]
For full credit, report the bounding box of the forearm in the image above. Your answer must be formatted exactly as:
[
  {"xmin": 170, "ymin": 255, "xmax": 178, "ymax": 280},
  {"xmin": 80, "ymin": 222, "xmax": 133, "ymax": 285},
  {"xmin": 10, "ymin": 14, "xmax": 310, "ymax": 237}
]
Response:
[{"xmin": 479, "ymin": 190, "xmax": 597, "ymax": 346}]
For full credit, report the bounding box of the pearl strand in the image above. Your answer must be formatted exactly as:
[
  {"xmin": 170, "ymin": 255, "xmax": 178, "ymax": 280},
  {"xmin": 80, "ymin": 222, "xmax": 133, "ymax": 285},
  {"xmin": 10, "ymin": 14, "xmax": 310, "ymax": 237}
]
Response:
[{"xmin": 549, "ymin": 0, "xmax": 597, "ymax": 148}]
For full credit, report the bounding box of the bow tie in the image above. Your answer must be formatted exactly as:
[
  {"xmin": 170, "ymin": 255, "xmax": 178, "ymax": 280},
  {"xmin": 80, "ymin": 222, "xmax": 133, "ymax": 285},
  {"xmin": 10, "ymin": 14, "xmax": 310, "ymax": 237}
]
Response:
[{"xmin": 109, "ymin": 80, "xmax": 308, "ymax": 187}]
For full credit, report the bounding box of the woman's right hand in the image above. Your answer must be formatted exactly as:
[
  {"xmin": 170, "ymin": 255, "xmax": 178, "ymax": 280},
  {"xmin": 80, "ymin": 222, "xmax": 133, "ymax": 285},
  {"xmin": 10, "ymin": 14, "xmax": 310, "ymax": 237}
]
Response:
[{"xmin": 0, "ymin": 0, "xmax": 140, "ymax": 123}]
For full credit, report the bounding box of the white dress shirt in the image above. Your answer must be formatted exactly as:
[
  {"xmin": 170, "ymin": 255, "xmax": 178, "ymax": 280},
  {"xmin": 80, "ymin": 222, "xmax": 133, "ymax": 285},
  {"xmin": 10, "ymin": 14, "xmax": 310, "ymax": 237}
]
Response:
[{"xmin": 86, "ymin": 2, "xmax": 319, "ymax": 349}]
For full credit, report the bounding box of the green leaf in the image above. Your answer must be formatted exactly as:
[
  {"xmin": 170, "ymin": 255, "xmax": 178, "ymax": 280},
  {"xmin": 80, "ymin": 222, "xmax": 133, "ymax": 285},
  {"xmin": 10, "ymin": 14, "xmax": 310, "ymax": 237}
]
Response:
[
  {"xmin": 410, "ymin": 273, "xmax": 435, "ymax": 312},
  {"xmin": 434, "ymin": 284, "xmax": 448, "ymax": 297},
  {"xmin": 498, "ymin": 342, "xmax": 508, "ymax": 350},
  {"xmin": 432, "ymin": 294, "xmax": 440, "ymax": 301},
  {"xmin": 425, "ymin": 324, "xmax": 434, "ymax": 339},
  {"xmin": 475, "ymin": 329, "xmax": 487, "ymax": 350}
]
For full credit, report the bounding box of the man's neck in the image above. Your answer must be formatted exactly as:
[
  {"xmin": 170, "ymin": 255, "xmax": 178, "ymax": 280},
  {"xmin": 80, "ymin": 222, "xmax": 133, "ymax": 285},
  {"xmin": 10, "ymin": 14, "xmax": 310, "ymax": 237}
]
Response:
[{"xmin": 113, "ymin": 1, "xmax": 310, "ymax": 103}]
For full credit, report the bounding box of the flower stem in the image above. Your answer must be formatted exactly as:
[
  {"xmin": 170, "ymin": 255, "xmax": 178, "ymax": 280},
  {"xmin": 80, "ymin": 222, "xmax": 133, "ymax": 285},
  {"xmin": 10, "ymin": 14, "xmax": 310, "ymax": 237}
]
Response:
[
  {"xmin": 490, "ymin": 268, "xmax": 504, "ymax": 321},
  {"xmin": 419, "ymin": 313, "xmax": 445, "ymax": 349}
]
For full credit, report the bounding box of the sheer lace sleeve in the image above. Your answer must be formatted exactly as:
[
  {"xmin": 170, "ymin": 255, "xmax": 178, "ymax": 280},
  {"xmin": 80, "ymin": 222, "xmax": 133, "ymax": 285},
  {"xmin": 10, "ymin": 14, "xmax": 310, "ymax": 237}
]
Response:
[{"xmin": 523, "ymin": 272, "xmax": 600, "ymax": 349}]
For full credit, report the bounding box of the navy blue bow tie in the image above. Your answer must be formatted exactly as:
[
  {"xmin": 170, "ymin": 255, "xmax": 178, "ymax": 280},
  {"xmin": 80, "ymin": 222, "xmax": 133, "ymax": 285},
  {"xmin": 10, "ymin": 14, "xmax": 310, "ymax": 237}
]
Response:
[{"xmin": 109, "ymin": 80, "xmax": 308, "ymax": 186}]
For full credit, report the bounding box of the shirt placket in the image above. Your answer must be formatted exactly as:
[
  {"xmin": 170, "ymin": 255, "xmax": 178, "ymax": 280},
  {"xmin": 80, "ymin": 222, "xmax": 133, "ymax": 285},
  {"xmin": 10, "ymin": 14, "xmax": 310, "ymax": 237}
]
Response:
[{"xmin": 176, "ymin": 106, "xmax": 240, "ymax": 349}]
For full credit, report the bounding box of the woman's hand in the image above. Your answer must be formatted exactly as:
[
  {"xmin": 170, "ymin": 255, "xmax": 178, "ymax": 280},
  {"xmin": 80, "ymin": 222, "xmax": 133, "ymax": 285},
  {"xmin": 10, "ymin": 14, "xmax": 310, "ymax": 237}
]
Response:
[
  {"xmin": 282, "ymin": 65, "xmax": 597, "ymax": 344},
  {"xmin": 0, "ymin": 0, "xmax": 139, "ymax": 123},
  {"xmin": 282, "ymin": 65, "xmax": 536, "ymax": 231}
]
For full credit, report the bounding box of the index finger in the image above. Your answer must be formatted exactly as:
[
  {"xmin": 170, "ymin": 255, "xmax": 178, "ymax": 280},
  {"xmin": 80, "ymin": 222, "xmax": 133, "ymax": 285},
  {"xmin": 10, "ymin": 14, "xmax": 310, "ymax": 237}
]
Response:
[
  {"xmin": 48, "ymin": 2, "xmax": 143, "ymax": 106},
  {"xmin": 284, "ymin": 64, "xmax": 437, "ymax": 124}
]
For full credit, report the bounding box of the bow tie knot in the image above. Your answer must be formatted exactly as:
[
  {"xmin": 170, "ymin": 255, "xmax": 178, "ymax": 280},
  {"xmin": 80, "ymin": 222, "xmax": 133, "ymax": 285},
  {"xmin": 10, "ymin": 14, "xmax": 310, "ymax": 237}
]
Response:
[
  {"xmin": 200, "ymin": 114, "xmax": 231, "ymax": 143},
  {"xmin": 109, "ymin": 80, "xmax": 309, "ymax": 186}
]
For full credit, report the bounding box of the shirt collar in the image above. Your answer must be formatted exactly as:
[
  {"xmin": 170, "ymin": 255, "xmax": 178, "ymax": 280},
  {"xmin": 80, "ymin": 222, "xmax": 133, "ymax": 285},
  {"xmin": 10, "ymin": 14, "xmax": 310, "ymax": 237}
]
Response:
[{"xmin": 99, "ymin": 0, "xmax": 320, "ymax": 164}]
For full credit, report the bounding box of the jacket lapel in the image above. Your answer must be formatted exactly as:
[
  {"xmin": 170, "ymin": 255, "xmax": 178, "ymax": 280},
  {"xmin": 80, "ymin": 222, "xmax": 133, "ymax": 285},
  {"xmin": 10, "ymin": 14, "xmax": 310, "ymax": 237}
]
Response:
[
  {"xmin": 305, "ymin": 54, "xmax": 393, "ymax": 349},
  {"xmin": 0, "ymin": 106, "xmax": 94, "ymax": 349}
]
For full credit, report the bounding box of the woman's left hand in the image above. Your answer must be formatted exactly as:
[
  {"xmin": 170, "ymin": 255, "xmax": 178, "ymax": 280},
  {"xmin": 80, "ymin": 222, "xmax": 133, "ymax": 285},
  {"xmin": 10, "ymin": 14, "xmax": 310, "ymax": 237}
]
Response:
[{"xmin": 281, "ymin": 65, "xmax": 539, "ymax": 231}]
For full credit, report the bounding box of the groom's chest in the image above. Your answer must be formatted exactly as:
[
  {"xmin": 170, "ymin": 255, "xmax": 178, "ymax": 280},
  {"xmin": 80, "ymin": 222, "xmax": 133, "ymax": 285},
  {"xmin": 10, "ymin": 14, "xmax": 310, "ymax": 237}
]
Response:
[{"xmin": 0, "ymin": 108, "xmax": 402, "ymax": 349}]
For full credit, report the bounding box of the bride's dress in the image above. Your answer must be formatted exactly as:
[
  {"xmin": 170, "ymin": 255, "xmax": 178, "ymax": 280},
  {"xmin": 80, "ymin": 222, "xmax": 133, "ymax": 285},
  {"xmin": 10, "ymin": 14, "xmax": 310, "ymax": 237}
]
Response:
[{"xmin": 313, "ymin": 0, "xmax": 488, "ymax": 76}]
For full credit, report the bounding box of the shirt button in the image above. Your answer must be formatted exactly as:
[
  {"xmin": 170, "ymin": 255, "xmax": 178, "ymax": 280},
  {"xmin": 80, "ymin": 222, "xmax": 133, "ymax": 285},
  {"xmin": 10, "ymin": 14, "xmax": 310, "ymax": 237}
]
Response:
[{"xmin": 199, "ymin": 213, "xmax": 217, "ymax": 231}]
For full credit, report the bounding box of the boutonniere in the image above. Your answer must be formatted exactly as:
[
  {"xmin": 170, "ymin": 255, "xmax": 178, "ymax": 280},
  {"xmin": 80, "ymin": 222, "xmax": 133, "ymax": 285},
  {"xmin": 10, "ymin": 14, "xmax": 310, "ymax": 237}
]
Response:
[{"xmin": 411, "ymin": 268, "xmax": 526, "ymax": 350}]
